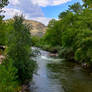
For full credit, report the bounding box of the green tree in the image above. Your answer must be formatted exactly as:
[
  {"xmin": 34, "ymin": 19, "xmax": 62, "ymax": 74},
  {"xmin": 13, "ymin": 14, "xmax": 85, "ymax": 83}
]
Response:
[
  {"xmin": 0, "ymin": 0, "xmax": 8, "ymax": 9},
  {"xmin": 43, "ymin": 19, "xmax": 62, "ymax": 46},
  {"xmin": 69, "ymin": 2, "xmax": 82, "ymax": 14},
  {"xmin": 42, "ymin": 1, "xmax": 92, "ymax": 66},
  {"xmin": 6, "ymin": 16, "xmax": 35, "ymax": 84},
  {"xmin": 0, "ymin": 0, "xmax": 8, "ymax": 45},
  {"xmin": 0, "ymin": 22, "xmax": 6, "ymax": 45},
  {"xmin": 58, "ymin": 10, "xmax": 70, "ymax": 19},
  {"xmin": 0, "ymin": 0, "xmax": 9, "ymax": 19},
  {"xmin": 0, "ymin": 59, "xmax": 19, "ymax": 92},
  {"xmin": 82, "ymin": 0, "xmax": 92, "ymax": 8},
  {"xmin": 75, "ymin": 29, "xmax": 92, "ymax": 63}
]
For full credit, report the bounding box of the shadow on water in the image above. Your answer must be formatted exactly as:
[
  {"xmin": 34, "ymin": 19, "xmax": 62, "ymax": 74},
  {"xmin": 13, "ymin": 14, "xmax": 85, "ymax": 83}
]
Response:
[{"xmin": 30, "ymin": 47, "xmax": 92, "ymax": 92}]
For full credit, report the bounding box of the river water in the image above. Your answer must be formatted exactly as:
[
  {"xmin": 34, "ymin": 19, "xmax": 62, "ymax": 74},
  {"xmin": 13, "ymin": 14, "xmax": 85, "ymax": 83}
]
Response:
[{"xmin": 30, "ymin": 47, "xmax": 92, "ymax": 92}]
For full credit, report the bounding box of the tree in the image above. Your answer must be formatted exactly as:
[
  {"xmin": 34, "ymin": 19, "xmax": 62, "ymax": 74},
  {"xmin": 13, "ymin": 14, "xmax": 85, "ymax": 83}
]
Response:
[
  {"xmin": 69, "ymin": 2, "xmax": 82, "ymax": 14},
  {"xmin": 0, "ymin": 21, "xmax": 6, "ymax": 45},
  {"xmin": 0, "ymin": 0, "xmax": 8, "ymax": 8},
  {"xmin": 43, "ymin": 19, "xmax": 62, "ymax": 46},
  {"xmin": 6, "ymin": 16, "xmax": 36, "ymax": 84},
  {"xmin": 82, "ymin": 0, "xmax": 92, "ymax": 8},
  {"xmin": 58, "ymin": 10, "xmax": 69, "ymax": 19},
  {"xmin": 0, "ymin": 0, "xmax": 8, "ymax": 45},
  {"xmin": 0, "ymin": 0, "xmax": 9, "ymax": 19},
  {"xmin": 75, "ymin": 29, "xmax": 92, "ymax": 63}
]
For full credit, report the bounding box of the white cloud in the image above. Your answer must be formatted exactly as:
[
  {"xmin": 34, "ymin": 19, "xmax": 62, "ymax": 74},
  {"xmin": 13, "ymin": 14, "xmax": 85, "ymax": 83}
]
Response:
[
  {"xmin": 8, "ymin": 0, "xmax": 44, "ymax": 18},
  {"xmin": 52, "ymin": 0, "xmax": 71, "ymax": 6},
  {"xmin": 9, "ymin": 0, "xmax": 72, "ymax": 7},
  {"xmin": 4, "ymin": 0, "xmax": 69, "ymax": 25},
  {"xmin": 3, "ymin": 8, "xmax": 51, "ymax": 25},
  {"xmin": 31, "ymin": 0, "xmax": 49, "ymax": 7},
  {"xmin": 31, "ymin": 0, "xmax": 71, "ymax": 7},
  {"xmin": 3, "ymin": 8, "xmax": 22, "ymax": 19},
  {"xmin": 9, "ymin": 0, "xmax": 20, "ymax": 5}
]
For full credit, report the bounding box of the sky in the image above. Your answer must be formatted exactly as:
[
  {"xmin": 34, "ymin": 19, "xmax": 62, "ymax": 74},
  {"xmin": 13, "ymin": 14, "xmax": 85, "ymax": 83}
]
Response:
[{"xmin": 3, "ymin": 0, "xmax": 82, "ymax": 25}]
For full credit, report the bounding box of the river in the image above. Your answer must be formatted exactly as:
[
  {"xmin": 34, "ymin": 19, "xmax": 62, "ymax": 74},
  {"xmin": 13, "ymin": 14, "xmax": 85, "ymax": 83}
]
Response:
[{"xmin": 30, "ymin": 47, "xmax": 92, "ymax": 92}]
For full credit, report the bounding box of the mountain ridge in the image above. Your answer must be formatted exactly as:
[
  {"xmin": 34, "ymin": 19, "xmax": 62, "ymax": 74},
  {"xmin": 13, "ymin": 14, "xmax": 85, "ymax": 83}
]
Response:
[{"xmin": 24, "ymin": 20, "xmax": 47, "ymax": 37}]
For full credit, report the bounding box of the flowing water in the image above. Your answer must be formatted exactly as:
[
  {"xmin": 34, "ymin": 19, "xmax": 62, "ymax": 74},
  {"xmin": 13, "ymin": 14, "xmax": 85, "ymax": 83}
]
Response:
[{"xmin": 30, "ymin": 47, "xmax": 92, "ymax": 92}]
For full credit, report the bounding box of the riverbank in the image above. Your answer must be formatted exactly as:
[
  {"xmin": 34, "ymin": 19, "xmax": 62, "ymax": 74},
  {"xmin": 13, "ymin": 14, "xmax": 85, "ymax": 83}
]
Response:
[{"xmin": 34, "ymin": 45, "xmax": 92, "ymax": 71}]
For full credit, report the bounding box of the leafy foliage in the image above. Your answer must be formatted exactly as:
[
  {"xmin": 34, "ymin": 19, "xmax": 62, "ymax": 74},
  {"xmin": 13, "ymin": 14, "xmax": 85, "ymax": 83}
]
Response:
[
  {"xmin": 69, "ymin": 2, "xmax": 82, "ymax": 14},
  {"xmin": 0, "ymin": 0, "xmax": 9, "ymax": 45},
  {"xmin": 0, "ymin": 0, "xmax": 36, "ymax": 91},
  {"xmin": 0, "ymin": 0, "xmax": 9, "ymax": 19},
  {"xmin": 0, "ymin": 59, "xmax": 19, "ymax": 92},
  {"xmin": 0, "ymin": 21, "xmax": 6, "ymax": 45},
  {"xmin": 6, "ymin": 16, "xmax": 36, "ymax": 84},
  {"xmin": 42, "ymin": 1, "xmax": 92, "ymax": 66},
  {"xmin": 43, "ymin": 19, "xmax": 62, "ymax": 46}
]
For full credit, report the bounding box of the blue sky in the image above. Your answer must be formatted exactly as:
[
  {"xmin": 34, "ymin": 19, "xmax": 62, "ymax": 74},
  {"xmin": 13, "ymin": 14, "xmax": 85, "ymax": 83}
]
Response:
[
  {"xmin": 4, "ymin": 0, "xmax": 82, "ymax": 25},
  {"xmin": 42, "ymin": 0, "xmax": 83, "ymax": 19}
]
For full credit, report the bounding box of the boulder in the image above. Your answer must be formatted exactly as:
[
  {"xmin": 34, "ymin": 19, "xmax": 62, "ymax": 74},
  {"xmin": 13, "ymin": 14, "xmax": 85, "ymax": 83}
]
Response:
[{"xmin": 49, "ymin": 53, "xmax": 58, "ymax": 57}]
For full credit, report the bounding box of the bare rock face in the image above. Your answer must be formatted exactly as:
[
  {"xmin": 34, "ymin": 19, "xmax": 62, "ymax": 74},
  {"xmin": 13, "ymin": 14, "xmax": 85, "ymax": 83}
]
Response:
[{"xmin": 24, "ymin": 20, "xmax": 47, "ymax": 37}]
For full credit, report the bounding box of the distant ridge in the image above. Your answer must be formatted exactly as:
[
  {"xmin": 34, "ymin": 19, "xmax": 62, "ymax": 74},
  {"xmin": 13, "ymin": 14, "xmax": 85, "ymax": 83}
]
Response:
[
  {"xmin": 6, "ymin": 19, "xmax": 47, "ymax": 37},
  {"xmin": 24, "ymin": 20, "xmax": 47, "ymax": 37}
]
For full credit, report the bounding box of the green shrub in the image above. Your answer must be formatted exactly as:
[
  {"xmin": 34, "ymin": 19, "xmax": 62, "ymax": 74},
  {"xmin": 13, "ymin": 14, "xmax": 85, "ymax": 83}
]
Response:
[
  {"xmin": 59, "ymin": 48, "xmax": 74, "ymax": 60},
  {"xmin": 75, "ymin": 37, "xmax": 92, "ymax": 64},
  {"xmin": 0, "ymin": 59, "xmax": 19, "ymax": 92},
  {"xmin": 31, "ymin": 36, "xmax": 40, "ymax": 46}
]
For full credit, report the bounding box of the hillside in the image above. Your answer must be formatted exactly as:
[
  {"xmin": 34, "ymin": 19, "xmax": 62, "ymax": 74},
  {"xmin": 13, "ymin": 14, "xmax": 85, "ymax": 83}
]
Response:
[{"xmin": 24, "ymin": 20, "xmax": 47, "ymax": 37}]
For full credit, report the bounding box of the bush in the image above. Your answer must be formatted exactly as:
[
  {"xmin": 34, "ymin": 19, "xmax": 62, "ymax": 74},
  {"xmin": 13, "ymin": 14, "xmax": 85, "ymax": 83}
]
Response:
[
  {"xmin": 75, "ymin": 36, "xmax": 92, "ymax": 64},
  {"xmin": 0, "ymin": 59, "xmax": 19, "ymax": 92},
  {"xmin": 59, "ymin": 48, "xmax": 74, "ymax": 61},
  {"xmin": 31, "ymin": 36, "xmax": 40, "ymax": 46}
]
